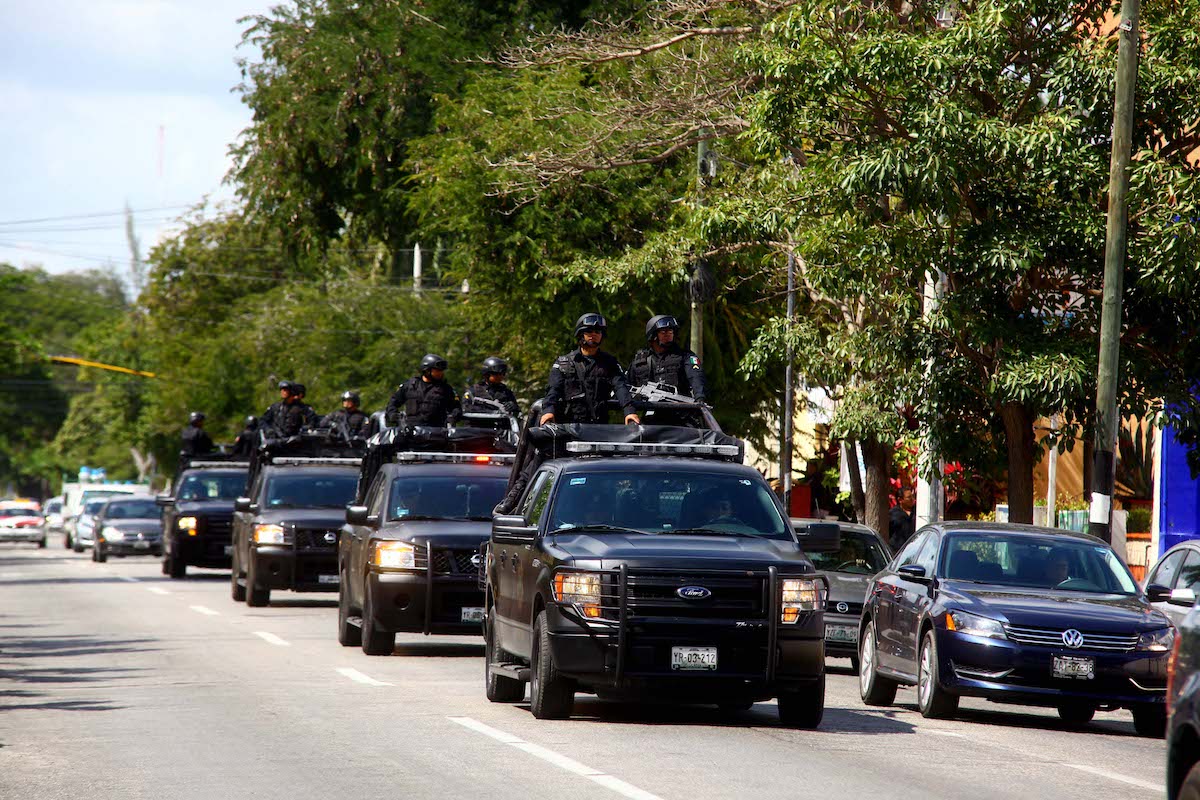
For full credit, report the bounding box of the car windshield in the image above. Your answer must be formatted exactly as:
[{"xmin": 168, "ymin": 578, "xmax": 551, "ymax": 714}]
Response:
[
  {"xmin": 177, "ymin": 471, "xmax": 248, "ymax": 501},
  {"xmin": 941, "ymin": 532, "xmax": 1138, "ymax": 595},
  {"xmin": 547, "ymin": 469, "xmax": 792, "ymax": 540},
  {"xmin": 0, "ymin": 508, "xmax": 40, "ymax": 518},
  {"xmin": 807, "ymin": 530, "xmax": 890, "ymax": 574},
  {"xmin": 82, "ymin": 500, "xmax": 107, "ymax": 515},
  {"xmin": 387, "ymin": 475, "xmax": 508, "ymax": 521},
  {"xmin": 103, "ymin": 500, "xmax": 160, "ymax": 520},
  {"xmin": 81, "ymin": 490, "xmax": 125, "ymax": 506},
  {"xmin": 264, "ymin": 472, "xmax": 358, "ymax": 509}
]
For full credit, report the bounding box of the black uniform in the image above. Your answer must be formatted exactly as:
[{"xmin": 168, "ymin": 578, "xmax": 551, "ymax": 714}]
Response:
[
  {"xmin": 462, "ymin": 381, "xmax": 520, "ymax": 416},
  {"xmin": 321, "ymin": 408, "xmax": 369, "ymax": 437},
  {"xmin": 385, "ymin": 377, "xmax": 462, "ymax": 427},
  {"xmin": 627, "ymin": 343, "xmax": 707, "ymax": 402},
  {"xmin": 543, "ymin": 349, "xmax": 636, "ymax": 423},
  {"xmin": 180, "ymin": 425, "xmax": 215, "ymax": 458},
  {"xmin": 258, "ymin": 401, "xmax": 285, "ymax": 434},
  {"xmin": 263, "ymin": 400, "xmax": 319, "ymax": 438},
  {"xmin": 232, "ymin": 423, "xmax": 259, "ymax": 456},
  {"xmin": 889, "ymin": 505, "xmax": 915, "ymax": 550}
]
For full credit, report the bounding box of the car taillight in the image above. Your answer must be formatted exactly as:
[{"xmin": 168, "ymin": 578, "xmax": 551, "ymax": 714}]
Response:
[{"xmin": 1168, "ymin": 630, "xmax": 1183, "ymax": 714}]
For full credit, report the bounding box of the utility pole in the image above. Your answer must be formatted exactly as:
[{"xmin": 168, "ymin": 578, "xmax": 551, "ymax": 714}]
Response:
[
  {"xmin": 1090, "ymin": 0, "xmax": 1141, "ymax": 545},
  {"xmin": 413, "ymin": 242, "xmax": 423, "ymax": 294},
  {"xmin": 781, "ymin": 251, "xmax": 797, "ymax": 513},
  {"xmin": 691, "ymin": 138, "xmax": 715, "ymax": 360},
  {"xmin": 915, "ymin": 270, "xmax": 945, "ymax": 528}
]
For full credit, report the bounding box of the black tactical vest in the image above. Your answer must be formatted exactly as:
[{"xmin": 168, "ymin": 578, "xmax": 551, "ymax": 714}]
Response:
[
  {"xmin": 405, "ymin": 378, "xmax": 456, "ymax": 425},
  {"xmin": 629, "ymin": 347, "xmax": 690, "ymax": 395}
]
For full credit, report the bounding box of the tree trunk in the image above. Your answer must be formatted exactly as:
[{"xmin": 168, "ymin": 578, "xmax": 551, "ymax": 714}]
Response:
[
  {"xmin": 861, "ymin": 437, "xmax": 894, "ymax": 543},
  {"xmin": 999, "ymin": 402, "xmax": 1036, "ymax": 524},
  {"xmin": 845, "ymin": 439, "xmax": 866, "ymax": 525}
]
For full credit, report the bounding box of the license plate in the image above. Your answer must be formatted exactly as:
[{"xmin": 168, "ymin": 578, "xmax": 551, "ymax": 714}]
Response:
[
  {"xmin": 1053, "ymin": 655, "xmax": 1095, "ymax": 680},
  {"xmin": 825, "ymin": 624, "xmax": 859, "ymax": 643},
  {"xmin": 134, "ymin": 540, "xmax": 150, "ymax": 550},
  {"xmin": 317, "ymin": 574, "xmax": 340, "ymax": 585},
  {"xmin": 461, "ymin": 607, "xmax": 485, "ymax": 623},
  {"xmin": 224, "ymin": 545, "xmax": 233, "ymax": 555},
  {"xmin": 671, "ymin": 646, "xmax": 718, "ymax": 671}
]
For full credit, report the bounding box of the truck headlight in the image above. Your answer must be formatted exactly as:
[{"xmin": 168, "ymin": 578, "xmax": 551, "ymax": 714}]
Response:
[
  {"xmin": 177, "ymin": 516, "xmax": 198, "ymax": 536},
  {"xmin": 946, "ymin": 610, "xmax": 1006, "ymax": 640},
  {"xmin": 1137, "ymin": 627, "xmax": 1176, "ymax": 653},
  {"xmin": 101, "ymin": 526, "xmax": 125, "ymax": 542},
  {"xmin": 371, "ymin": 541, "xmax": 415, "ymax": 569},
  {"xmin": 554, "ymin": 572, "xmax": 602, "ymax": 619},
  {"xmin": 781, "ymin": 578, "xmax": 821, "ymax": 623},
  {"xmin": 253, "ymin": 524, "xmax": 290, "ymax": 545}
]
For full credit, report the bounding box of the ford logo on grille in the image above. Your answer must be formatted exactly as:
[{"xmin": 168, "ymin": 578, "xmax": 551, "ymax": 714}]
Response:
[
  {"xmin": 1062, "ymin": 629, "xmax": 1085, "ymax": 649},
  {"xmin": 323, "ymin": 532, "xmax": 337, "ymax": 544},
  {"xmin": 836, "ymin": 601, "xmax": 849, "ymax": 614},
  {"xmin": 677, "ymin": 586, "xmax": 712, "ymax": 600}
]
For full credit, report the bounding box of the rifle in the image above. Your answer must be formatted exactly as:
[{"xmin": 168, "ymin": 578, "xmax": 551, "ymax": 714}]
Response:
[{"xmin": 631, "ymin": 381, "xmax": 719, "ymax": 431}]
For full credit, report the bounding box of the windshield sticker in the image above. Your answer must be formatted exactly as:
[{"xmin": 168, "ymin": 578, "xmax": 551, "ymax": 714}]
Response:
[
  {"xmin": 570, "ymin": 477, "xmax": 587, "ymax": 486},
  {"xmin": 739, "ymin": 479, "xmax": 752, "ymax": 486}
]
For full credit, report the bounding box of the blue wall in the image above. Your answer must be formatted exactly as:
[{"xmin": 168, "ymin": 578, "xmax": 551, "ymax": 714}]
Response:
[{"xmin": 1160, "ymin": 424, "xmax": 1200, "ymax": 556}]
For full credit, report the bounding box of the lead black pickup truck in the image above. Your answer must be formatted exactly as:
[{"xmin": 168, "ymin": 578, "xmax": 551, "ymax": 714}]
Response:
[
  {"xmin": 483, "ymin": 422, "xmax": 832, "ymax": 726},
  {"xmin": 158, "ymin": 454, "xmax": 249, "ymax": 579}
]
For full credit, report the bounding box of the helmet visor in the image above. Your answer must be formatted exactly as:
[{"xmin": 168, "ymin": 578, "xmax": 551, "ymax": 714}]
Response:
[{"xmin": 652, "ymin": 316, "xmax": 680, "ymax": 331}]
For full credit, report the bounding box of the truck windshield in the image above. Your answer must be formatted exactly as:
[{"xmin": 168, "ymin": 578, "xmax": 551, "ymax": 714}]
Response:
[
  {"xmin": 177, "ymin": 471, "xmax": 248, "ymax": 501},
  {"xmin": 265, "ymin": 473, "xmax": 359, "ymax": 509},
  {"xmin": 807, "ymin": 530, "xmax": 889, "ymax": 574},
  {"xmin": 388, "ymin": 475, "xmax": 507, "ymax": 521},
  {"xmin": 548, "ymin": 469, "xmax": 792, "ymax": 540}
]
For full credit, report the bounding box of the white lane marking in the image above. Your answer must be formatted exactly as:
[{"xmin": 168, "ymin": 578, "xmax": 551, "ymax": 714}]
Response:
[
  {"xmin": 189, "ymin": 605, "xmax": 219, "ymax": 616},
  {"xmin": 1062, "ymin": 763, "xmax": 1164, "ymax": 792},
  {"xmin": 119, "ymin": 576, "xmax": 139, "ymax": 583},
  {"xmin": 335, "ymin": 667, "xmax": 393, "ymax": 687},
  {"xmin": 253, "ymin": 631, "xmax": 290, "ymax": 646},
  {"xmin": 146, "ymin": 586, "xmax": 169, "ymax": 595},
  {"xmin": 927, "ymin": 730, "xmax": 966, "ymax": 738},
  {"xmin": 448, "ymin": 717, "xmax": 665, "ymax": 800}
]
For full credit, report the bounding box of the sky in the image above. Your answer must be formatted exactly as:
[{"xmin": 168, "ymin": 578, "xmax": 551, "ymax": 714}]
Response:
[{"xmin": 0, "ymin": 0, "xmax": 278, "ymax": 285}]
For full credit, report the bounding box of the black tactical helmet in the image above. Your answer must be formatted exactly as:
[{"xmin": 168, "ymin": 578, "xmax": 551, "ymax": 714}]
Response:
[
  {"xmin": 244, "ymin": 415, "xmax": 258, "ymax": 427},
  {"xmin": 574, "ymin": 312, "xmax": 608, "ymax": 340},
  {"xmin": 420, "ymin": 354, "xmax": 448, "ymax": 373},
  {"xmin": 481, "ymin": 356, "xmax": 508, "ymax": 377},
  {"xmin": 645, "ymin": 314, "xmax": 680, "ymax": 341},
  {"xmin": 277, "ymin": 380, "xmax": 294, "ymax": 392},
  {"xmin": 189, "ymin": 411, "xmax": 206, "ymax": 424},
  {"xmin": 293, "ymin": 383, "xmax": 307, "ymax": 397},
  {"xmin": 341, "ymin": 390, "xmax": 360, "ymax": 405}
]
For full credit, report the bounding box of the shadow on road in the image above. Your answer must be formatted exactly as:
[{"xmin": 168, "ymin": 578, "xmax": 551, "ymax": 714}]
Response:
[
  {"xmin": 264, "ymin": 599, "xmax": 338, "ymax": 609},
  {"xmin": 895, "ymin": 701, "xmax": 1141, "ymax": 739},
  {"xmin": 0, "ymin": 665, "xmax": 146, "ymax": 685},
  {"xmin": 0, "ymin": 698, "xmax": 125, "ymax": 712},
  {"xmin": 560, "ymin": 698, "xmax": 918, "ymax": 734},
  {"xmin": 391, "ymin": 642, "xmax": 484, "ymax": 658},
  {"xmin": 0, "ymin": 635, "xmax": 158, "ymax": 660}
]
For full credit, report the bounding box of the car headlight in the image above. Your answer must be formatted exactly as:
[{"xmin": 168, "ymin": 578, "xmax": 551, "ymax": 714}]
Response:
[
  {"xmin": 371, "ymin": 541, "xmax": 415, "ymax": 569},
  {"xmin": 554, "ymin": 572, "xmax": 602, "ymax": 618},
  {"xmin": 177, "ymin": 516, "xmax": 198, "ymax": 536},
  {"xmin": 253, "ymin": 524, "xmax": 290, "ymax": 545},
  {"xmin": 1137, "ymin": 627, "xmax": 1176, "ymax": 653},
  {"xmin": 946, "ymin": 610, "xmax": 1007, "ymax": 640},
  {"xmin": 101, "ymin": 526, "xmax": 125, "ymax": 541},
  {"xmin": 781, "ymin": 578, "xmax": 821, "ymax": 623}
]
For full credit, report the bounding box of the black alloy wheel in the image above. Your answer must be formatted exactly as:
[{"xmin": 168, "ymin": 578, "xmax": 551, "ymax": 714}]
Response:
[
  {"xmin": 245, "ymin": 556, "xmax": 270, "ymax": 607},
  {"xmin": 1132, "ymin": 703, "xmax": 1167, "ymax": 738},
  {"xmin": 529, "ymin": 611, "xmax": 574, "ymax": 719},
  {"xmin": 1056, "ymin": 703, "xmax": 1097, "ymax": 725},
  {"xmin": 917, "ymin": 629, "xmax": 959, "ymax": 719},
  {"xmin": 337, "ymin": 566, "xmax": 361, "ymax": 647},
  {"xmin": 485, "ymin": 607, "xmax": 524, "ymax": 702},
  {"xmin": 777, "ymin": 676, "xmax": 825, "ymax": 729},
  {"xmin": 859, "ymin": 620, "xmax": 898, "ymax": 706},
  {"xmin": 360, "ymin": 587, "xmax": 395, "ymax": 656}
]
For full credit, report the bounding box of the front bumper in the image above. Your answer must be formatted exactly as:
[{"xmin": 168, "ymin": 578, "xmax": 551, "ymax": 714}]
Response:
[
  {"xmin": 822, "ymin": 611, "xmax": 861, "ymax": 657},
  {"xmin": 171, "ymin": 533, "xmax": 233, "ymax": 568},
  {"xmin": 0, "ymin": 529, "xmax": 45, "ymax": 543},
  {"xmin": 101, "ymin": 538, "xmax": 163, "ymax": 555},
  {"xmin": 935, "ymin": 628, "xmax": 1168, "ymax": 708},
  {"xmin": 366, "ymin": 569, "xmax": 485, "ymax": 635},
  {"xmin": 250, "ymin": 546, "xmax": 339, "ymax": 592}
]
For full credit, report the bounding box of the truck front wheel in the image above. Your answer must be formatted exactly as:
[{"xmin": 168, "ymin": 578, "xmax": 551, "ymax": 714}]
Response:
[
  {"xmin": 485, "ymin": 607, "xmax": 524, "ymax": 702},
  {"xmin": 777, "ymin": 676, "xmax": 824, "ymax": 729},
  {"xmin": 529, "ymin": 611, "xmax": 574, "ymax": 719}
]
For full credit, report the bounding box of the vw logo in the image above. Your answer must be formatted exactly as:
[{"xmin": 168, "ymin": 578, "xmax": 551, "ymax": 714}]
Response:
[
  {"xmin": 470, "ymin": 553, "xmax": 483, "ymax": 568},
  {"xmin": 323, "ymin": 532, "xmax": 337, "ymax": 544},
  {"xmin": 1062, "ymin": 629, "xmax": 1085, "ymax": 649},
  {"xmin": 836, "ymin": 601, "xmax": 849, "ymax": 614},
  {"xmin": 677, "ymin": 586, "xmax": 712, "ymax": 600}
]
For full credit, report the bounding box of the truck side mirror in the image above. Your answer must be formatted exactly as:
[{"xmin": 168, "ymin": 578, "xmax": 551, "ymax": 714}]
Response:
[
  {"xmin": 346, "ymin": 505, "xmax": 378, "ymax": 526},
  {"xmin": 235, "ymin": 497, "xmax": 254, "ymax": 513},
  {"xmin": 156, "ymin": 494, "xmax": 175, "ymax": 507},
  {"xmin": 793, "ymin": 520, "xmax": 842, "ymax": 553},
  {"xmin": 493, "ymin": 514, "xmax": 537, "ymax": 541}
]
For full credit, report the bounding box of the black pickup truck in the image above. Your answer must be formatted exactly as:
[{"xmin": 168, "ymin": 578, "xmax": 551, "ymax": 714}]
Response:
[
  {"xmin": 483, "ymin": 423, "xmax": 830, "ymax": 726},
  {"xmin": 337, "ymin": 426, "xmax": 515, "ymax": 655},
  {"xmin": 230, "ymin": 434, "xmax": 362, "ymax": 606},
  {"xmin": 158, "ymin": 456, "xmax": 249, "ymax": 579}
]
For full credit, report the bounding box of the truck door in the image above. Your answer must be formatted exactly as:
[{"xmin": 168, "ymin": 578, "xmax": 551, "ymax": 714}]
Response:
[{"xmin": 494, "ymin": 469, "xmax": 552, "ymax": 660}]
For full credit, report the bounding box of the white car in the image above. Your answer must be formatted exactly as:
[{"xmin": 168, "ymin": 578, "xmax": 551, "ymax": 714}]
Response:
[{"xmin": 0, "ymin": 502, "xmax": 46, "ymax": 547}]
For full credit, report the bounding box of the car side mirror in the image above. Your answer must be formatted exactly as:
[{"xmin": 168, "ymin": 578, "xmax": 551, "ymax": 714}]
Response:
[
  {"xmin": 346, "ymin": 505, "xmax": 378, "ymax": 526},
  {"xmin": 156, "ymin": 494, "xmax": 175, "ymax": 507},
  {"xmin": 898, "ymin": 564, "xmax": 929, "ymax": 581},
  {"xmin": 1167, "ymin": 586, "xmax": 1195, "ymax": 606},
  {"xmin": 493, "ymin": 514, "xmax": 537, "ymax": 541},
  {"xmin": 793, "ymin": 520, "xmax": 841, "ymax": 553},
  {"xmin": 235, "ymin": 497, "xmax": 254, "ymax": 514}
]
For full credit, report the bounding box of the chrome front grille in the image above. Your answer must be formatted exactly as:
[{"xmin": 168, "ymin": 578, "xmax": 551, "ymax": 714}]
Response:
[{"xmin": 1003, "ymin": 624, "xmax": 1138, "ymax": 652}]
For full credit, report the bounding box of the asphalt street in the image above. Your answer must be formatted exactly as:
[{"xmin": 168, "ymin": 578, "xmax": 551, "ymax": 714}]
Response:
[{"xmin": 0, "ymin": 545, "xmax": 1168, "ymax": 800}]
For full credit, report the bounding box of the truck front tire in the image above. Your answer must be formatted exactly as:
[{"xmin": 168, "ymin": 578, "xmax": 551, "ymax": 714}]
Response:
[{"xmin": 529, "ymin": 611, "xmax": 574, "ymax": 719}]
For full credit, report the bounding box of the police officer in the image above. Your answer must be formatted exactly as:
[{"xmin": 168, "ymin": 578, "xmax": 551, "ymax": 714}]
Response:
[
  {"xmin": 462, "ymin": 357, "xmax": 520, "ymax": 416},
  {"xmin": 539, "ymin": 313, "xmax": 639, "ymax": 425},
  {"xmin": 322, "ymin": 391, "xmax": 369, "ymax": 437},
  {"xmin": 258, "ymin": 380, "xmax": 294, "ymax": 434},
  {"xmin": 385, "ymin": 354, "xmax": 462, "ymax": 427},
  {"xmin": 627, "ymin": 314, "xmax": 708, "ymax": 401},
  {"xmin": 232, "ymin": 415, "xmax": 259, "ymax": 456},
  {"xmin": 274, "ymin": 383, "xmax": 319, "ymax": 436},
  {"xmin": 180, "ymin": 412, "xmax": 215, "ymax": 459}
]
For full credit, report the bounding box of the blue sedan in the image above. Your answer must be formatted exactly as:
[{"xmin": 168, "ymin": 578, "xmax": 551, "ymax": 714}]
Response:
[{"xmin": 857, "ymin": 521, "xmax": 1174, "ymax": 736}]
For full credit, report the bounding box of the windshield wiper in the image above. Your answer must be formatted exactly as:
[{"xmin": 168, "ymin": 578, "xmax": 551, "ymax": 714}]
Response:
[
  {"xmin": 553, "ymin": 524, "xmax": 652, "ymax": 536},
  {"xmin": 660, "ymin": 527, "xmax": 758, "ymax": 538}
]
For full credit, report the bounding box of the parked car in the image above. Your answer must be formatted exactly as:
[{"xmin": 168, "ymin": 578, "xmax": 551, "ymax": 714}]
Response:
[
  {"xmin": 92, "ymin": 496, "xmax": 163, "ymax": 562},
  {"xmin": 71, "ymin": 499, "xmax": 110, "ymax": 554},
  {"xmin": 858, "ymin": 521, "xmax": 1173, "ymax": 736},
  {"xmin": 1167, "ymin": 599, "xmax": 1200, "ymax": 799},
  {"xmin": 1146, "ymin": 541, "xmax": 1200, "ymax": 626},
  {"xmin": 0, "ymin": 501, "xmax": 46, "ymax": 547},
  {"xmin": 793, "ymin": 518, "xmax": 891, "ymax": 671}
]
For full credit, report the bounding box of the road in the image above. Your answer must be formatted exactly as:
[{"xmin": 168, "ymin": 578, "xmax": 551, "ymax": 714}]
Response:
[{"xmin": 0, "ymin": 546, "xmax": 1168, "ymax": 800}]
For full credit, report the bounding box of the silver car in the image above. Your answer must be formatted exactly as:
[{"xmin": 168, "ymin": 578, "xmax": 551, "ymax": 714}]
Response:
[{"xmin": 72, "ymin": 499, "xmax": 109, "ymax": 552}]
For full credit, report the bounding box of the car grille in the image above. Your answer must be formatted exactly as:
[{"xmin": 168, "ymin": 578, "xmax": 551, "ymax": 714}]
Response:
[
  {"xmin": 623, "ymin": 572, "xmax": 766, "ymax": 620},
  {"xmin": 201, "ymin": 516, "xmax": 233, "ymax": 543},
  {"xmin": 1003, "ymin": 624, "xmax": 1138, "ymax": 652},
  {"xmin": 413, "ymin": 547, "xmax": 479, "ymax": 576},
  {"xmin": 826, "ymin": 599, "xmax": 863, "ymax": 616},
  {"xmin": 293, "ymin": 528, "xmax": 339, "ymax": 550}
]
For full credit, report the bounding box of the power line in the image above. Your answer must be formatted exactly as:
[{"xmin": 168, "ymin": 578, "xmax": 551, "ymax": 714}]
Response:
[{"xmin": 0, "ymin": 205, "xmax": 193, "ymax": 227}]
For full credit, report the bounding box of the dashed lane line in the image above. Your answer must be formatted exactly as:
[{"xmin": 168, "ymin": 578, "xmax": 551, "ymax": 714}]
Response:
[
  {"xmin": 1062, "ymin": 763, "xmax": 1164, "ymax": 792},
  {"xmin": 449, "ymin": 716, "xmax": 664, "ymax": 800},
  {"xmin": 335, "ymin": 667, "xmax": 393, "ymax": 687},
  {"xmin": 146, "ymin": 586, "xmax": 170, "ymax": 595},
  {"xmin": 189, "ymin": 605, "xmax": 220, "ymax": 616},
  {"xmin": 253, "ymin": 631, "xmax": 290, "ymax": 647}
]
